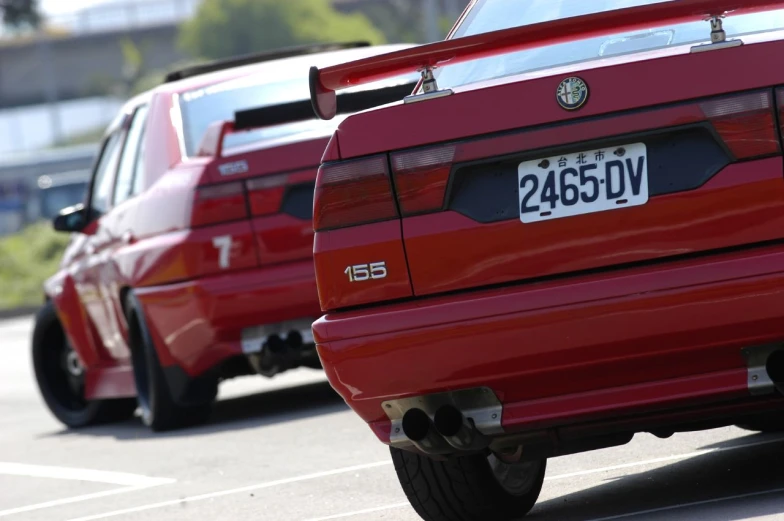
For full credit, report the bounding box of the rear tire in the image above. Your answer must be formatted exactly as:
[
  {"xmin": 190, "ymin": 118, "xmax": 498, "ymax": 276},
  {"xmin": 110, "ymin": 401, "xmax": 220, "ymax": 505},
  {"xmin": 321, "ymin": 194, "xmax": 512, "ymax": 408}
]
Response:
[
  {"xmin": 32, "ymin": 302, "xmax": 137, "ymax": 428},
  {"xmin": 391, "ymin": 447, "xmax": 546, "ymax": 521},
  {"xmin": 736, "ymin": 412, "xmax": 784, "ymax": 433},
  {"xmin": 125, "ymin": 292, "xmax": 214, "ymax": 432}
]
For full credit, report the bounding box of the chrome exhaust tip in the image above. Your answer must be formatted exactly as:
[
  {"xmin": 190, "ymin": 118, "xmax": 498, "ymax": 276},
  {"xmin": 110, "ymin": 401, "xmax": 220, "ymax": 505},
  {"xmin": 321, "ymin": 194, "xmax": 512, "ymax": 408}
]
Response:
[
  {"xmin": 766, "ymin": 349, "xmax": 784, "ymax": 394},
  {"xmin": 433, "ymin": 404, "xmax": 489, "ymax": 451},
  {"xmin": 402, "ymin": 408, "xmax": 451, "ymax": 454}
]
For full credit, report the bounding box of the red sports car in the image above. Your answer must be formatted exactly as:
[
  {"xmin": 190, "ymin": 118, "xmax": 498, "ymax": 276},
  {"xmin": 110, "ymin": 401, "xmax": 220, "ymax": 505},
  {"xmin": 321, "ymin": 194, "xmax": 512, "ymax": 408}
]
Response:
[
  {"xmin": 309, "ymin": 1, "xmax": 784, "ymax": 519},
  {"xmin": 32, "ymin": 42, "xmax": 416, "ymax": 432}
]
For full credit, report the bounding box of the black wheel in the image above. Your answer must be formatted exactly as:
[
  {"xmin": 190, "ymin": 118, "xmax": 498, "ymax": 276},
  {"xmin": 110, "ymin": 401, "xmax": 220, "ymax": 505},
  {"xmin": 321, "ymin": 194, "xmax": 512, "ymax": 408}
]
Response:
[
  {"xmin": 124, "ymin": 292, "xmax": 214, "ymax": 432},
  {"xmin": 32, "ymin": 302, "xmax": 137, "ymax": 428},
  {"xmin": 391, "ymin": 446, "xmax": 546, "ymax": 521},
  {"xmin": 736, "ymin": 412, "xmax": 784, "ymax": 433}
]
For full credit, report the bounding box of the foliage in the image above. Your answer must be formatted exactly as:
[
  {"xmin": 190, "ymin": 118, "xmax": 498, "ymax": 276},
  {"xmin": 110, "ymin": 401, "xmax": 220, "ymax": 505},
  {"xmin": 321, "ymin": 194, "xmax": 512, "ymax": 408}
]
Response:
[
  {"xmin": 0, "ymin": 222, "xmax": 69, "ymax": 310},
  {"xmin": 179, "ymin": 0, "xmax": 386, "ymax": 60},
  {"xmin": 0, "ymin": 0, "xmax": 39, "ymax": 28}
]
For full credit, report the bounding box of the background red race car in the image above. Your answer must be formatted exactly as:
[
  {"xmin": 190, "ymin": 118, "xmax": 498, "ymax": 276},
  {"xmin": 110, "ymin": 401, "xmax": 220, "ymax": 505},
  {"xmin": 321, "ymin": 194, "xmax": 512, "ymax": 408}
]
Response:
[
  {"xmin": 309, "ymin": 1, "xmax": 784, "ymax": 520},
  {"xmin": 32, "ymin": 42, "xmax": 417, "ymax": 432}
]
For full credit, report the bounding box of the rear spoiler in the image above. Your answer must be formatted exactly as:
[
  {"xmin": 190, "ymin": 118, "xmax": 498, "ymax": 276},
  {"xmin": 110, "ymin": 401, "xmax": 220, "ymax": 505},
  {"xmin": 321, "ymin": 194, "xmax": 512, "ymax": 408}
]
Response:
[
  {"xmin": 165, "ymin": 41, "xmax": 370, "ymax": 83},
  {"xmin": 309, "ymin": 0, "xmax": 784, "ymax": 120},
  {"xmin": 197, "ymin": 79, "xmax": 418, "ymax": 158}
]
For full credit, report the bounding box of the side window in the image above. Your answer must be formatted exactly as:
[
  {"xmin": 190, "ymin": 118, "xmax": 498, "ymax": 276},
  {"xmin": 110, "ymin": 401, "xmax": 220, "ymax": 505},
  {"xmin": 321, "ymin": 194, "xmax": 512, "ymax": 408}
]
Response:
[
  {"xmin": 113, "ymin": 105, "xmax": 149, "ymax": 206},
  {"xmin": 89, "ymin": 132, "xmax": 123, "ymax": 217}
]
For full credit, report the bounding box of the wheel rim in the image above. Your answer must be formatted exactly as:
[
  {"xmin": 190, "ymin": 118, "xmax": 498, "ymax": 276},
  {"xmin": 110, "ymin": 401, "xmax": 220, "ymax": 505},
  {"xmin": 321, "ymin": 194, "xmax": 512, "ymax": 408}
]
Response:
[
  {"xmin": 41, "ymin": 339, "xmax": 87, "ymax": 411},
  {"xmin": 488, "ymin": 454, "xmax": 541, "ymax": 497}
]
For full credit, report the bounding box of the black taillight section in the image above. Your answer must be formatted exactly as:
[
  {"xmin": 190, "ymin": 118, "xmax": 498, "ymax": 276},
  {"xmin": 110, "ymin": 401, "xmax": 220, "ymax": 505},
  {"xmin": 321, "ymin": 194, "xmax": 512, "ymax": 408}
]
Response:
[
  {"xmin": 246, "ymin": 174, "xmax": 287, "ymax": 217},
  {"xmin": 313, "ymin": 154, "xmax": 398, "ymax": 231},
  {"xmin": 391, "ymin": 144, "xmax": 456, "ymax": 217},
  {"xmin": 190, "ymin": 182, "xmax": 248, "ymax": 228},
  {"xmin": 702, "ymin": 90, "xmax": 780, "ymax": 159}
]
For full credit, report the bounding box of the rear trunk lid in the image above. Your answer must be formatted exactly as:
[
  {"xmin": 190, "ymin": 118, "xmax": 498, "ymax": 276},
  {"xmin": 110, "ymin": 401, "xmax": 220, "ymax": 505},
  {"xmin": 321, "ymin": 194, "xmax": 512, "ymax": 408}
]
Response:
[
  {"xmin": 200, "ymin": 133, "xmax": 330, "ymax": 266},
  {"xmin": 337, "ymin": 36, "xmax": 784, "ymax": 296}
]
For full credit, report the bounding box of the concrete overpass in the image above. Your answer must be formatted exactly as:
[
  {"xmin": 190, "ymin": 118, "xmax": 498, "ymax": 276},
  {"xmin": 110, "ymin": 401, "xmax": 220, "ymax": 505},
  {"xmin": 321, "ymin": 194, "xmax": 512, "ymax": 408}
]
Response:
[{"xmin": 0, "ymin": 0, "xmax": 467, "ymax": 109}]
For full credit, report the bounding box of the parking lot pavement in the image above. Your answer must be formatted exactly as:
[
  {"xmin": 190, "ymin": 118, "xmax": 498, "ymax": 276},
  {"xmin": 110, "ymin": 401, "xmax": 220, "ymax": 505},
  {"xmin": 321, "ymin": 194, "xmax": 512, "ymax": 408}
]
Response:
[{"xmin": 4, "ymin": 316, "xmax": 784, "ymax": 521}]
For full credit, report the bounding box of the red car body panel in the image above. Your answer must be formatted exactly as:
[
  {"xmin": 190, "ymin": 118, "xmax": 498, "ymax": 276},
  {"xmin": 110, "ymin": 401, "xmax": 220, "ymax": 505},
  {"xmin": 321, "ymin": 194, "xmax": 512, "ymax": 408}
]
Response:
[
  {"xmin": 134, "ymin": 260, "xmax": 319, "ymax": 377},
  {"xmin": 44, "ymin": 45, "xmax": 413, "ymax": 400},
  {"xmin": 403, "ymin": 159, "xmax": 784, "ymax": 296},
  {"xmin": 315, "ymin": 242, "xmax": 784, "ymax": 442},
  {"xmin": 310, "ymin": 2, "xmax": 784, "ymax": 455},
  {"xmin": 331, "ymin": 31, "xmax": 784, "ymax": 160}
]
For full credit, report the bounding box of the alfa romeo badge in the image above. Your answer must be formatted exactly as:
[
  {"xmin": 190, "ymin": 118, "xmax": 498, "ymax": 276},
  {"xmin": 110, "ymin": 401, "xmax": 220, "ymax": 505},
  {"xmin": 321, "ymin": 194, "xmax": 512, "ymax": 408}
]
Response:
[{"xmin": 556, "ymin": 77, "xmax": 589, "ymax": 111}]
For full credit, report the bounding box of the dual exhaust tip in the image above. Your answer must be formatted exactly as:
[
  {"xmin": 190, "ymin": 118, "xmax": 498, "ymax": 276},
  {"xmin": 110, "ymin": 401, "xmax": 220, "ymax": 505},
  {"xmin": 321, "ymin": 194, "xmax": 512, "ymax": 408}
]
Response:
[
  {"xmin": 767, "ymin": 349, "xmax": 784, "ymax": 395},
  {"xmin": 401, "ymin": 405, "xmax": 488, "ymax": 454}
]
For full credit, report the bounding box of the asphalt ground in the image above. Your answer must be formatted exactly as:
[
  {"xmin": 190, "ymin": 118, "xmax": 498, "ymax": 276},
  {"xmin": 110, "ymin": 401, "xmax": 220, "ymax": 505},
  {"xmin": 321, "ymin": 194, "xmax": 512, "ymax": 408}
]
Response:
[{"xmin": 4, "ymin": 315, "xmax": 784, "ymax": 521}]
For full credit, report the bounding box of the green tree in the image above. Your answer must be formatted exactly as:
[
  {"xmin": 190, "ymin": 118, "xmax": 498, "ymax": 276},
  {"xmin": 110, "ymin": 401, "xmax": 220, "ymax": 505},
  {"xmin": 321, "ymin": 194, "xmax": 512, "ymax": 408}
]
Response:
[
  {"xmin": 1, "ymin": 0, "xmax": 39, "ymax": 27},
  {"xmin": 179, "ymin": 0, "xmax": 386, "ymax": 60}
]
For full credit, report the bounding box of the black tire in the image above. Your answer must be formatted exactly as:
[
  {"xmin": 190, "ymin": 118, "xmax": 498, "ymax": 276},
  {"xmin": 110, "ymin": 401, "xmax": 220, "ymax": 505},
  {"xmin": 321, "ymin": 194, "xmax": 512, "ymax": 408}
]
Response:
[
  {"xmin": 391, "ymin": 447, "xmax": 546, "ymax": 521},
  {"xmin": 124, "ymin": 292, "xmax": 214, "ymax": 432},
  {"xmin": 736, "ymin": 412, "xmax": 784, "ymax": 433},
  {"xmin": 32, "ymin": 302, "xmax": 137, "ymax": 428}
]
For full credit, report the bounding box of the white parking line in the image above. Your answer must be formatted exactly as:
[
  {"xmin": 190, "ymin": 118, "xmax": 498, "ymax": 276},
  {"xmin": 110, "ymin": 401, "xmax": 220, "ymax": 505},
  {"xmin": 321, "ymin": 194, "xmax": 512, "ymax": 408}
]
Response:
[
  {"xmin": 0, "ymin": 486, "xmax": 150, "ymax": 518},
  {"xmin": 303, "ymin": 502, "xmax": 410, "ymax": 521},
  {"xmin": 295, "ymin": 437, "xmax": 784, "ymax": 521},
  {"xmin": 64, "ymin": 436, "xmax": 784, "ymax": 521},
  {"xmin": 585, "ymin": 487, "xmax": 784, "ymax": 520},
  {"xmin": 65, "ymin": 461, "xmax": 392, "ymax": 521},
  {"xmin": 0, "ymin": 463, "xmax": 175, "ymax": 518},
  {"xmin": 0, "ymin": 462, "xmax": 174, "ymax": 487}
]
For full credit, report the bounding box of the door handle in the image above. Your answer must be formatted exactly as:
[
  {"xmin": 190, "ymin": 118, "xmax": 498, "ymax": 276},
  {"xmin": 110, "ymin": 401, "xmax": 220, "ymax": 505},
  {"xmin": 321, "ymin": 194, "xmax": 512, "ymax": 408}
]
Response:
[{"xmin": 121, "ymin": 231, "xmax": 135, "ymax": 245}]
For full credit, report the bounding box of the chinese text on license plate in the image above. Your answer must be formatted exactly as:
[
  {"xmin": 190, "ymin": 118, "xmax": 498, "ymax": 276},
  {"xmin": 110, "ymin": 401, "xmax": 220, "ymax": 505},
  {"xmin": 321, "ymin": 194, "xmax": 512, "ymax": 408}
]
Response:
[{"xmin": 518, "ymin": 143, "xmax": 649, "ymax": 223}]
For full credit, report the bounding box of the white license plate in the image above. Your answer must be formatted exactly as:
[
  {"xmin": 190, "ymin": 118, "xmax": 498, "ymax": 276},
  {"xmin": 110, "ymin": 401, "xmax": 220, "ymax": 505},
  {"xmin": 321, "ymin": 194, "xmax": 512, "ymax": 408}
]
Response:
[{"xmin": 518, "ymin": 143, "xmax": 649, "ymax": 223}]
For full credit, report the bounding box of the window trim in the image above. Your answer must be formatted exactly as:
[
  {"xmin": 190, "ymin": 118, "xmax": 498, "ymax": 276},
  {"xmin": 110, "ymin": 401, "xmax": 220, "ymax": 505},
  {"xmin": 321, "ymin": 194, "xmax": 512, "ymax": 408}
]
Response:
[
  {"xmin": 112, "ymin": 104, "xmax": 150, "ymax": 207},
  {"xmin": 85, "ymin": 129, "xmax": 124, "ymax": 222}
]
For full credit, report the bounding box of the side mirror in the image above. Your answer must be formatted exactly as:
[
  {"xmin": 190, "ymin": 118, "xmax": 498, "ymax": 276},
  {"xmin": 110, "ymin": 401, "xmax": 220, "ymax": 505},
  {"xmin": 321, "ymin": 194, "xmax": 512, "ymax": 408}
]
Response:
[{"xmin": 53, "ymin": 204, "xmax": 88, "ymax": 233}]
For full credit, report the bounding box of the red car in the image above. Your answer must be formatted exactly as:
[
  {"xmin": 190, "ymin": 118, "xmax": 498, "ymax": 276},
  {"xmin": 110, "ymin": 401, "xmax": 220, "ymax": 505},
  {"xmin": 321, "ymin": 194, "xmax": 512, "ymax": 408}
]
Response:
[
  {"xmin": 32, "ymin": 42, "xmax": 416, "ymax": 432},
  {"xmin": 310, "ymin": 1, "xmax": 784, "ymax": 519}
]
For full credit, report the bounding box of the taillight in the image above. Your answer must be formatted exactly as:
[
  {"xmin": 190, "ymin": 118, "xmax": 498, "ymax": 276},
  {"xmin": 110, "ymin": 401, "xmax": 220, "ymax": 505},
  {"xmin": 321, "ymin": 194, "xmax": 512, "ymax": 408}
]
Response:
[
  {"xmin": 314, "ymin": 155, "xmax": 398, "ymax": 231},
  {"xmin": 775, "ymin": 88, "xmax": 784, "ymax": 150},
  {"xmin": 702, "ymin": 90, "xmax": 780, "ymax": 159},
  {"xmin": 245, "ymin": 170, "xmax": 315, "ymax": 217},
  {"xmin": 391, "ymin": 144, "xmax": 455, "ymax": 216},
  {"xmin": 246, "ymin": 174, "xmax": 286, "ymax": 216},
  {"xmin": 191, "ymin": 182, "xmax": 248, "ymax": 228}
]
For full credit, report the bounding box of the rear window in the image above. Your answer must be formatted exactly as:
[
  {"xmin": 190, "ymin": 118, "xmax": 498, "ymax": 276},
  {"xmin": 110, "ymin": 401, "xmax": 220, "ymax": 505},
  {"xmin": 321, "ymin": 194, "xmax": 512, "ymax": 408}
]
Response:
[
  {"xmin": 178, "ymin": 76, "xmax": 337, "ymax": 156},
  {"xmin": 436, "ymin": 0, "xmax": 784, "ymax": 89}
]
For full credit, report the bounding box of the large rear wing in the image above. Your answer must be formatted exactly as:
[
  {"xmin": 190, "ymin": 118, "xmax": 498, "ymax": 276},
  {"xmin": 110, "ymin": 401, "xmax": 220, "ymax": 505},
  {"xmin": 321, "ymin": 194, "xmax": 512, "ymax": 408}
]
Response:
[
  {"xmin": 197, "ymin": 78, "xmax": 418, "ymax": 158},
  {"xmin": 309, "ymin": 0, "xmax": 784, "ymax": 120},
  {"xmin": 166, "ymin": 41, "xmax": 370, "ymax": 83}
]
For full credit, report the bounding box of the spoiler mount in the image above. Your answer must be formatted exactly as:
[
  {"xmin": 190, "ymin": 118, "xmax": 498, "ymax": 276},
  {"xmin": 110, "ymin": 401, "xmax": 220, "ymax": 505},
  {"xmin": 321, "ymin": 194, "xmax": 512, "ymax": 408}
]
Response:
[
  {"xmin": 403, "ymin": 67, "xmax": 453, "ymax": 105},
  {"xmin": 309, "ymin": 0, "xmax": 784, "ymax": 120}
]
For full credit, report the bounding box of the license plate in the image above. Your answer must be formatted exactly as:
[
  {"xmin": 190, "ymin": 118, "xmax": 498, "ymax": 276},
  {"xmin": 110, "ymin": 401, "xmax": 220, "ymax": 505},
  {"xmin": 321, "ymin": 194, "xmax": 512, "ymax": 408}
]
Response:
[{"xmin": 518, "ymin": 143, "xmax": 649, "ymax": 223}]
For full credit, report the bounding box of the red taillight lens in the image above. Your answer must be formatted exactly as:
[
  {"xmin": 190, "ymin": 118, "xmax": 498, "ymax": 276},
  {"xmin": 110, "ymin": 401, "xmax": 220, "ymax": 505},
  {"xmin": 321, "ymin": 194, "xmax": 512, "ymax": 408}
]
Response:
[
  {"xmin": 246, "ymin": 174, "xmax": 286, "ymax": 216},
  {"xmin": 314, "ymin": 155, "xmax": 398, "ymax": 231},
  {"xmin": 245, "ymin": 170, "xmax": 315, "ymax": 217},
  {"xmin": 702, "ymin": 90, "xmax": 780, "ymax": 159},
  {"xmin": 391, "ymin": 145, "xmax": 455, "ymax": 216},
  {"xmin": 191, "ymin": 182, "xmax": 248, "ymax": 228}
]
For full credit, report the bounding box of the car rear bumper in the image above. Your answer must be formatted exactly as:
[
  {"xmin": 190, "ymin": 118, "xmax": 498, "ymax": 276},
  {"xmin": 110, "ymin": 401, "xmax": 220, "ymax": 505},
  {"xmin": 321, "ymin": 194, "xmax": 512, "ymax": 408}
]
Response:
[
  {"xmin": 313, "ymin": 244, "xmax": 784, "ymax": 445},
  {"xmin": 135, "ymin": 259, "xmax": 321, "ymax": 377}
]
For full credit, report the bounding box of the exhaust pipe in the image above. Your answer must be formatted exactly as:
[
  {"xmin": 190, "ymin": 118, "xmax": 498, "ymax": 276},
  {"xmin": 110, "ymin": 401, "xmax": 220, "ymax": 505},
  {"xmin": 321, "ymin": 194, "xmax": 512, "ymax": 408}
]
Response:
[
  {"xmin": 433, "ymin": 404, "xmax": 489, "ymax": 451},
  {"xmin": 402, "ymin": 408, "xmax": 451, "ymax": 454},
  {"xmin": 766, "ymin": 349, "xmax": 784, "ymax": 395}
]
